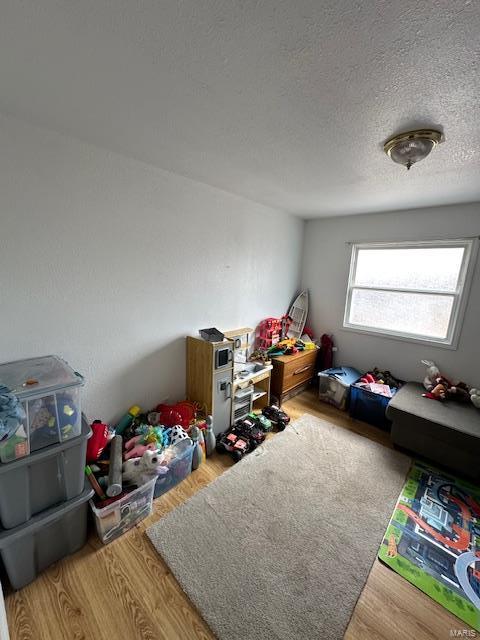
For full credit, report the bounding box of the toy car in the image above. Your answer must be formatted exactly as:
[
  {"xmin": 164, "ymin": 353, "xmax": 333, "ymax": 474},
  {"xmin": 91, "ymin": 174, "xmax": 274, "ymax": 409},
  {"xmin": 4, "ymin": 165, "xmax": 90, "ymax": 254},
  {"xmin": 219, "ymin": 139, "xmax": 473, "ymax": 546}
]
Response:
[
  {"xmin": 216, "ymin": 431, "xmax": 250, "ymax": 462},
  {"xmin": 248, "ymin": 412, "xmax": 272, "ymax": 432},
  {"xmin": 234, "ymin": 417, "xmax": 266, "ymax": 448},
  {"xmin": 216, "ymin": 417, "xmax": 267, "ymax": 463},
  {"xmin": 262, "ymin": 405, "xmax": 290, "ymax": 431}
]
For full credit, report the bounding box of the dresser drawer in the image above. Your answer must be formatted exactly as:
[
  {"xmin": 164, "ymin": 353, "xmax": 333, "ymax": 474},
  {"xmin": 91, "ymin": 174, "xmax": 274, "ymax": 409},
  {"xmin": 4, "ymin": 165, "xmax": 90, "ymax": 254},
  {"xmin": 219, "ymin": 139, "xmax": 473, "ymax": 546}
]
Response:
[
  {"xmin": 283, "ymin": 357, "xmax": 316, "ymax": 393},
  {"xmin": 271, "ymin": 350, "xmax": 318, "ymax": 398}
]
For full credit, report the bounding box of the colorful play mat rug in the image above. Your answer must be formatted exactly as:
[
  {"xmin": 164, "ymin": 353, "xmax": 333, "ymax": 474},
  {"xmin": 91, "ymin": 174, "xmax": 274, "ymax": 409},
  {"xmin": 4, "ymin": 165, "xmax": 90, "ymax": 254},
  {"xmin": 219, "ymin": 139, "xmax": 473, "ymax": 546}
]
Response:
[{"xmin": 379, "ymin": 462, "xmax": 480, "ymax": 632}]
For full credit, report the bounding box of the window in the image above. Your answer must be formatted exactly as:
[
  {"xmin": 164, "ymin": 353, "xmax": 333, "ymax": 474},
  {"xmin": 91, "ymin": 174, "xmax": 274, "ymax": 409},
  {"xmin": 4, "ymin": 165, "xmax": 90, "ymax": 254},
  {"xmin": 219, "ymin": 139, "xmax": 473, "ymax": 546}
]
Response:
[{"xmin": 343, "ymin": 239, "xmax": 477, "ymax": 348}]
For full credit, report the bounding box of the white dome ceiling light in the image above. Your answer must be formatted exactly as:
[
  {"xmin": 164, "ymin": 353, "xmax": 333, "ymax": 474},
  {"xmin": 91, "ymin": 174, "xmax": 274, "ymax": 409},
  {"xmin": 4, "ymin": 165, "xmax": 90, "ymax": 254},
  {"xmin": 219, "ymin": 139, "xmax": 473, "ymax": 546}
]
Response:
[{"xmin": 384, "ymin": 129, "xmax": 442, "ymax": 170}]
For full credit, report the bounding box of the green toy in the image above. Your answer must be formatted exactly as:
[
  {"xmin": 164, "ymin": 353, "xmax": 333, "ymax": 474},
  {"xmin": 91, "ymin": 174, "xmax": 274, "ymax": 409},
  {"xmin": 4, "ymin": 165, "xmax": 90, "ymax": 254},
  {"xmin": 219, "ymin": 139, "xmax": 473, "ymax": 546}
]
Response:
[
  {"xmin": 136, "ymin": 425, "xmax": 169, "ymax": 450},
  {"xmin": 249, "ymin": 412, "xmax": 272, "ymax": 432},
  {"xmin": 0, "ymin": 433, "xmax": 28, "ymax": 462}
]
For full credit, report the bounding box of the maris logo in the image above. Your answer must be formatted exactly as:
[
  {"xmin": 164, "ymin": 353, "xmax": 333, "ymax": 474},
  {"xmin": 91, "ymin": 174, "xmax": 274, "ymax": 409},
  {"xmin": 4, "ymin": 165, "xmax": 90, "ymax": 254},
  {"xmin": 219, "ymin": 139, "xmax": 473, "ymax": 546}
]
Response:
[{"xmin": 450, "ymin": 631, "xmax": 477, "ymax": 638}]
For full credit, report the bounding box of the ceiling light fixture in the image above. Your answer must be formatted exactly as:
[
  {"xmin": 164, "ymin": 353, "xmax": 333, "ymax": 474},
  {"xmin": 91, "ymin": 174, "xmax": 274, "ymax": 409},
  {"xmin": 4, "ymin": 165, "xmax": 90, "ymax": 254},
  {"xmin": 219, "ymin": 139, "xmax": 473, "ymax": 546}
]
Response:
[{"xmin": 384, "ymin": 129, "xmax": 442, "ymax": 170}]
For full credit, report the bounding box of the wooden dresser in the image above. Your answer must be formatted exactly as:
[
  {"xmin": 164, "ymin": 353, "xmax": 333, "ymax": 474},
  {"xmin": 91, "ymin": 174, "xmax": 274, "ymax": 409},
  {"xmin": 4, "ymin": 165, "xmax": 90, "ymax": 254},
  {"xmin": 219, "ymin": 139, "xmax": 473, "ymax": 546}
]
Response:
[{"xmin": 271, "ymin": 349, "xmax": 318, "ymax": 405}]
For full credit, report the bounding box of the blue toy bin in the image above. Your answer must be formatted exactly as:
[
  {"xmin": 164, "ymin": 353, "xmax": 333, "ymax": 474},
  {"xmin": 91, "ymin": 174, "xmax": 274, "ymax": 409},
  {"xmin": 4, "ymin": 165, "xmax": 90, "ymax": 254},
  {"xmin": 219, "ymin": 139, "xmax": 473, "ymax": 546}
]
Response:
[
  {"xmin": 154, "ymin": 439, "xmax": 194, "ymax": 499},
  {"xmin": 349, "ymin": 383, "xmax": 399, "ymax": 430}
]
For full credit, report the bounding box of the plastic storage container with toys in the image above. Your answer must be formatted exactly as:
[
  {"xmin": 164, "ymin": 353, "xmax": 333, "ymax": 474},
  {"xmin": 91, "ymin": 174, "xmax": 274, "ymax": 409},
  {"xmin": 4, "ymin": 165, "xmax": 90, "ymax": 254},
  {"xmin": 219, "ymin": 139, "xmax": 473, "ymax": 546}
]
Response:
[
  {"xmin": 0, "ymin": 416, "xmax": 91, "ymax": 529},
  {"xmin": 90, "ymin": 440, "xmax": 194, "ymax": 544},
  {"xmin": 349, "ymin": 379, "xmax": 402, "ymax": 430},
  {"xmin": 153, "ymin": 439, "xmax": 194, "ymax": 499},
  {"xmin": 90, "ymin": 477, "xmax": 156, "ymax": 544},
  {"xmin": 0, "ymin": 355, "xmax": 84, "ymax": 463},
  {"xmin": 317, "ymin": 367, "xmax": 362, "ymax": 410},
  {"xmin": 349, "ymin": 383, "xmax": 395, "ymax": 430}
]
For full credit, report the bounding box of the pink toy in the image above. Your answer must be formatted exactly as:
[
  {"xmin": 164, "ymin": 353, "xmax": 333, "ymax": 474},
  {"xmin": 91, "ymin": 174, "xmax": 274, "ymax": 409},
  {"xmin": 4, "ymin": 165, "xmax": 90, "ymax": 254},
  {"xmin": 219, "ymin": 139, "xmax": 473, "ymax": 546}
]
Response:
[
  {"xmin": 257, "ymin": 317, "xmax": 281, "ymax": 350},
  {"xmin": 124, "ymin": 434, "xmax": 158, "ymax": 460}
]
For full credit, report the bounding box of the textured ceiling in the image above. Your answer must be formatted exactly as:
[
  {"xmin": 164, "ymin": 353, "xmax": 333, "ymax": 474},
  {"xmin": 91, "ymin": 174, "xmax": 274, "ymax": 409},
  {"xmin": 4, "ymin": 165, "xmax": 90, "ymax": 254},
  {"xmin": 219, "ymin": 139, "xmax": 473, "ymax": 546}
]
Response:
[{"xmin": 1, "ymin": 1, "xmax": 479, "ymax": 218}]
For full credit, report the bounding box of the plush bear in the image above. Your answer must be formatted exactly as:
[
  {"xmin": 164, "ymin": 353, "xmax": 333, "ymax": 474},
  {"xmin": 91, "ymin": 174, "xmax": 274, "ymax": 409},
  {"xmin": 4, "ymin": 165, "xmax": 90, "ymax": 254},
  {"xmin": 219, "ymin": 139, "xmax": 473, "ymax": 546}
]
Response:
[
  {"xmin": 421, "ymin": 360, "xmax": 441, "ymax": 391},
  {"xmin": 470, "ymin": 389, "xmax": 480, "ymax": 409},
  {"xmin": 122, "ymin": 449, "xmax": 169, "ymax": 486},
  {"xmin": 425, "ymin": 376, "xmax": 471, "ymax": 403}
]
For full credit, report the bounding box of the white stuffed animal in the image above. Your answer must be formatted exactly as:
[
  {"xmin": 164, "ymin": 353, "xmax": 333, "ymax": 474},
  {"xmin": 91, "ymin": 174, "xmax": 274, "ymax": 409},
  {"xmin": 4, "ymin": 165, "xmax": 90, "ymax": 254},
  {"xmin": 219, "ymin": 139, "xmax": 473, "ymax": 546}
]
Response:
[
  {"xmin": 421, "ymin": 360, "xmax": 441, "ymax": 391},
  {"xmin": 470, "ymin": 389, "xmax": 480, "ymax": 409},
  {"xmin": 122, "ymin": 449, "xmax": 169, "ymax": 487}
]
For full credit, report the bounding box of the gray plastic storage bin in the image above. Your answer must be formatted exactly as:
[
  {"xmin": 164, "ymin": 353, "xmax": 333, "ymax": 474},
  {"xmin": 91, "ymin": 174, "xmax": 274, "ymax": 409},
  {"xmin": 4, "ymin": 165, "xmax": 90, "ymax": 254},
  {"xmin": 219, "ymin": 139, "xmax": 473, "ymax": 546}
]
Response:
[
  {"xmin": 0, "ymin": 355, "xmax": 85, "ymax": 463},
  {"xmin": 0, "ymin": 416, "xmax": 91, "ymax": 529},
  {"xmin": 0, "ymin": 484, "xmax": 93, "ymax": 590},
  {"xmin": 317, "ymin": 367, "xmax": 362, "ymax": 410}
]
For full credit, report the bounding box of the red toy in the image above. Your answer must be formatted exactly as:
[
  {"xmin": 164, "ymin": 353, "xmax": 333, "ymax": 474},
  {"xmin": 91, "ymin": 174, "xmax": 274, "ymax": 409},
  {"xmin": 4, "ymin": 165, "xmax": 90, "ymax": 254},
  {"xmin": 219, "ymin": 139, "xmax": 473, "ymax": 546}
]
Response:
[
  {"xmin": 155, "ymin": 400, "xmax": 199, "ymax": 428},
  {"xmin": 360, "ymin": 373, "xmax": 376, "ymax": 384},
  {"xmin": 257, "ymin": 317, "xmax": 282, "ymax": 350},
  {"xmin": 86, "ymin": 420, "xmax": 110, "ymax": 463},
  {"xmin": 320, "ymin": 334, "xmax": 334, "ymax": 370}
]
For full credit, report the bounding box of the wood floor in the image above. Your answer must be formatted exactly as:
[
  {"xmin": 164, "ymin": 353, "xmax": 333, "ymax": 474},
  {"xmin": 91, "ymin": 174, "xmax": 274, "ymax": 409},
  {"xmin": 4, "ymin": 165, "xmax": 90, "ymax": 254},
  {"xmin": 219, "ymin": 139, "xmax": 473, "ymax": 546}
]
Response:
[{"xmin": 5, "ymin": 389, "xmax": 464, "ymax": 639}]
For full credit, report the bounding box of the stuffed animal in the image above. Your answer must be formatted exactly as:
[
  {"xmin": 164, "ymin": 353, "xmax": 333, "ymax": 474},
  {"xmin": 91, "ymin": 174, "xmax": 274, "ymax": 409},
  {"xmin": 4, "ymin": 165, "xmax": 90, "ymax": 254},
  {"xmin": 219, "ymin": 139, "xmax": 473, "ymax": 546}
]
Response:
[
  {"xmin": 372, "ymin": 368, "xmax": 403, "ymax": 389},
  {"xmin": 470, "ymin": 389, "xmax": 480, "ymax": 409},
  {"xmin": 122, "ymin": 449, "xmax": 169, "ymax": 486},
  {"xmin": 447, "ymin": 381, "xmax": 471, "ymax": 403},
  {"xmin": 124, "ymin": 425, "xmax": 170, "ymax": 460},
  {"xmin": 421, "ymin": 360, "xmax": 441, "ymax": 391},
  {"xmin": 135, "ymin": 425, "xmax": 169, "ymax": 448},
  {"xmin": 147, "ymin": 411, "xmax": 162, "ymax": 426},
  {"xmin": 124, "ymin": 435, "xmax": 158, "ymax": 460},
  {"xmin": 429, "ymin": 382, "xmax": 447, "ymax": 400},
  {"xmin": 423, "ymin": 375, "xmax": 471, "ymax": 403}
]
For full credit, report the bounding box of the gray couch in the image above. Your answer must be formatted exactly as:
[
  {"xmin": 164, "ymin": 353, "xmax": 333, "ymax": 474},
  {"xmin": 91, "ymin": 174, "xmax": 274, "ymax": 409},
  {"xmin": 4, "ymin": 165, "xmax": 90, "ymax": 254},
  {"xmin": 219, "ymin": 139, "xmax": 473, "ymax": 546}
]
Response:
[{"xmin": 387, "ymin": 382, "xmax": 480, "ymax": 481}]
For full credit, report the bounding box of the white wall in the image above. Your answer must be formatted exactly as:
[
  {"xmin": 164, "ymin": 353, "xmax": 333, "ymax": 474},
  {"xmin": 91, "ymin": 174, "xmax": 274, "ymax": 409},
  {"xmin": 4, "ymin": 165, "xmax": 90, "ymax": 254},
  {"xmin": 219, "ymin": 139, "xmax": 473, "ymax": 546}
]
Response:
[
  {"xmin": 0, "ymin": 115, "xmax": 303, "ymax": 422},
  {"xmin": 302, "ymin": 203, "xmax": 480, "ymax": 385}
]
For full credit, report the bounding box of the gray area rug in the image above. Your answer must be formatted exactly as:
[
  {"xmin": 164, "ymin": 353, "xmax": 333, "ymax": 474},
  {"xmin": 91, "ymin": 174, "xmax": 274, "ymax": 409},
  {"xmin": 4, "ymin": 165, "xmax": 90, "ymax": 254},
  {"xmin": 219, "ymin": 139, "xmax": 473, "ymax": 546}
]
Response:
[{"xmin": 147, "ymin": 414, "xmax": 410, "ymax": 639}]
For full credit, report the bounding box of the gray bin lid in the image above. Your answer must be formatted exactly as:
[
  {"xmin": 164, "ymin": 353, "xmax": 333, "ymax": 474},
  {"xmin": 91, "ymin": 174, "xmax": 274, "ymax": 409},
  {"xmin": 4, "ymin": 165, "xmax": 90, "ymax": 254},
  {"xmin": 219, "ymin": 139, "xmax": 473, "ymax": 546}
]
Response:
[{"xmin": 0, "ymin": 355, "xmax": 84, "ymax": 399}]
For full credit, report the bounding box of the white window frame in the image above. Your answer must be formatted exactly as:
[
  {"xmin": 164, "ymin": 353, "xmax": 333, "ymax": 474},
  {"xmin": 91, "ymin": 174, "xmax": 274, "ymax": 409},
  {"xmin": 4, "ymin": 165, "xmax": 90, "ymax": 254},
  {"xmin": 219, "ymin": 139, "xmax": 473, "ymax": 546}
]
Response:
[{"xmin": 343, "ymin": 238, "xmax": 478, "ymax": 349}]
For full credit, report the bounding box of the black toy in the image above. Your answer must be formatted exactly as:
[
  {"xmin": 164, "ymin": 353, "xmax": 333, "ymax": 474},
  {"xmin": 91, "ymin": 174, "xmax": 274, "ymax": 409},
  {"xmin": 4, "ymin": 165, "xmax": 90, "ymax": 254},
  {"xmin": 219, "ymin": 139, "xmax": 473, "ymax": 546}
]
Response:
[
  {"xmin": 216, "ymin": 431, "xmax": 250, "ymax": 462},
  {"xmin": 234, "ymin": 416, "xmax": 266, "ymax": 447},
  {"xmin": 216, "ymin": 417, "xmax": 266, "ymax": 462},
  {"xmin": 262, "ymin": 405, "xmax": 290, "ymax": 431}
]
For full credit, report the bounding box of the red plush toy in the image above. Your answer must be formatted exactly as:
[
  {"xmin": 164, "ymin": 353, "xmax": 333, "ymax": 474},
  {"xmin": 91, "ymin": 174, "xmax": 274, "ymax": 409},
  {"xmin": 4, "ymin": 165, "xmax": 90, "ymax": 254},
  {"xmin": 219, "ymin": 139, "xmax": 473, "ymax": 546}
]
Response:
[{"xmin": 423, "ymin": 376, "xmax": 471, "ymax": 403}]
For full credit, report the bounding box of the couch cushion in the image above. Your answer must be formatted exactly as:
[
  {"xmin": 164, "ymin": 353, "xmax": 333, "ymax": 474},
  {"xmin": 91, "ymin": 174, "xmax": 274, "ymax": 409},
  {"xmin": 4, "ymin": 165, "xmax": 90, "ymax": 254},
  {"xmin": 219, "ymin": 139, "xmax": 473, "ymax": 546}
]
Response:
[{"xmin": 387, "ymin": 381, "xmax": 480, "ymax": 440}]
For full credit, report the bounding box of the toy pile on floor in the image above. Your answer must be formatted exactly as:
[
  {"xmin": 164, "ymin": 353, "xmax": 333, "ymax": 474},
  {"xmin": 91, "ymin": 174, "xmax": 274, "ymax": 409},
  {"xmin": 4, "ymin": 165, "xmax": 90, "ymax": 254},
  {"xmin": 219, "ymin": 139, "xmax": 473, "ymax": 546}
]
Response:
[
  {"xmin": 421, "ymin": 359, "xmax": 480, "ymax": 407},
  {"xmin": 86, "ymin": 398, "xmax": 292, "ymax": 541},
  {"xmin": 251, "ymin": 316, "xmax": 319, "ymax": 362},
  {"xmin": 85, "ymin": 401, "xmax": 215, "ymax": 521}
]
